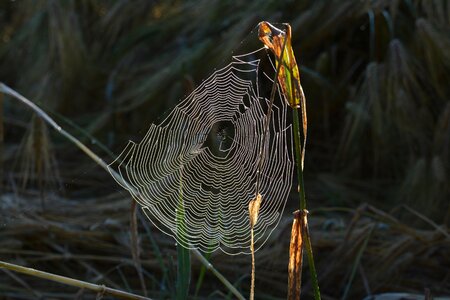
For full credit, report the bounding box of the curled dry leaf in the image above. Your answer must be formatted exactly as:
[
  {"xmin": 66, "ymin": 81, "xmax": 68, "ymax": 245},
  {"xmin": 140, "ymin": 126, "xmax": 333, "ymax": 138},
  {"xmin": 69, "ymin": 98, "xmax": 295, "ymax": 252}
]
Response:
[
  {"xmin": 258, "ymin": 21, "xmax": 305, "ymax": 109},
  {"xmin": 248, "ymin": 193, "xmax": 262, "ymax": 228},
  {"xmin": 258, "ymin": 21, "xmax": 307, "ymax": 169},
  {"xmin": 288, "ymin": 209, "xmax": 308, "ymax": 300}
]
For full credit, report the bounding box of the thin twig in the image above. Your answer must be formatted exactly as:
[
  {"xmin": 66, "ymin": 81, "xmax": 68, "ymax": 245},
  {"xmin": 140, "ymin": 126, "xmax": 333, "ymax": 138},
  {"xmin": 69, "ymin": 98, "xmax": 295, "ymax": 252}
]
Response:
[
  {"xmin": 250, "ymin": 227, "xmax": 255, "ymax": 300},
  {"xmin": 0, "ymin": 260, "xmax": 151, "ymax": 300}
]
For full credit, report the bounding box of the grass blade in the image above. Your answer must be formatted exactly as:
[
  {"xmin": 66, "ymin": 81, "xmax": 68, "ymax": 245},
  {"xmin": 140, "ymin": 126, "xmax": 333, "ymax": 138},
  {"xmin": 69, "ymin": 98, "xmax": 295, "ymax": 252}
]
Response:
[
  {"xmin": 191, "ymin": 250, "xmax": 245, "ymax": 300},
  {"xmin": 176, "ymin": 165, "xmax": 191, "ymax": 300},
  {"xmin": 176, "ymin": 244, "xmax": 191, "ymax": 300}
]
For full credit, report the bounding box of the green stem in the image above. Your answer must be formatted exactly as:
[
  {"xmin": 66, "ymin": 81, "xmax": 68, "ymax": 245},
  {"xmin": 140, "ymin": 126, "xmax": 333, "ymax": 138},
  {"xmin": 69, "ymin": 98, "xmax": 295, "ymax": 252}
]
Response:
[
  {"xmin": 292, "ymin": 108, "xmax": 306, "ymax": 210},
  {"xmin": 292, "ymin": 107, "xmax": 321, "ymax": 300},
  {"xmin": 303, "ymin": 214, "xmax": 321, "ymax": 300},
  {"xmin": 191, "ymin": 250, "xmax": 245, "ymax": 300}
]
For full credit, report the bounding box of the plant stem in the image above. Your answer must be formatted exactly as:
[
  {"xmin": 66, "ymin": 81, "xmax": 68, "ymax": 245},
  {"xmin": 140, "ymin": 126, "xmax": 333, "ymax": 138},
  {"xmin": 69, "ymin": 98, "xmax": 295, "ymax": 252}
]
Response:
[
  {"xmin": 292, "ymin": 108, "xmax": 306, "ymax": 210},
  {"xmin": 292, "ymin": 107, "xmax": 321, "ymax": 300},
  {"xmin": 0, "ymin": 260, "xmax": 151, "ymax": 300},
  {"xmin": 177, "ymin": 164, "xmax": 191, "ymax": 300},
  {"xmin": 191, "ymin": 250, "xmax": 245, "ymax": 300},
  {"xmin": 250, "ymin": 227, "xmax": 255, "ymax": 300},
  {"xmin": 303, "ymin": 213, "xmax": 321, "ymax": 300}
]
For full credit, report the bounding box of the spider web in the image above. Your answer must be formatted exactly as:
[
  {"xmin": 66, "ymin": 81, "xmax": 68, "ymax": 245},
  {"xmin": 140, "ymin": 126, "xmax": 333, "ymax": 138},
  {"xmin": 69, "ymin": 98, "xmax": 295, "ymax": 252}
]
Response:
[{"xmin": 108, "ymin": 47, "xmax": 294, "ymax": 255}]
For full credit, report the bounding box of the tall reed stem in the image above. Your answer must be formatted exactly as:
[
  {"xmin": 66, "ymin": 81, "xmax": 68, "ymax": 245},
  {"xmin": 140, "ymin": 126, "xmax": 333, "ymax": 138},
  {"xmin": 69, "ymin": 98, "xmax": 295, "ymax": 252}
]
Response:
[{"xmin": 292, "ymin": 107, "xmax": 321, "ymax": 300}]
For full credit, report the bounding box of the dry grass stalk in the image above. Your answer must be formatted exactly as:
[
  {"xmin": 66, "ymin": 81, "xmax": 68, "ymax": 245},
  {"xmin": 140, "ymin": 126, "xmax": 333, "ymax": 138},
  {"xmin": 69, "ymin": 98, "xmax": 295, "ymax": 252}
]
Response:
[
  {"xmin": 0, "ymin": 260, "xmax": 151, "ymax": 300},
  {"xmin": 248, "ymin": 193, "xmax": 262, "ymax": 300},
  {"xmin": 288, "ymin": 209, "xmax": 307, "ymax": 300}
]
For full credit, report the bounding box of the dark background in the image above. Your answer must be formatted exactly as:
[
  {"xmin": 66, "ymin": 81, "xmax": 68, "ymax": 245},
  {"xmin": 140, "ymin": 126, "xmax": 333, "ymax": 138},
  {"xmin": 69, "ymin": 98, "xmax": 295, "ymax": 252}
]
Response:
[{"xmin": 0, "ymin": 1, "xmax": 449, "ymax": 299}]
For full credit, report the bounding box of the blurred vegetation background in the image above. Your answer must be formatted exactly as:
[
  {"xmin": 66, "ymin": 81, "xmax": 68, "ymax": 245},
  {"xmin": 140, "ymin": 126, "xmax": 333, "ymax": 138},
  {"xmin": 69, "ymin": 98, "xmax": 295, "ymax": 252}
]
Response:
[{"xmin": 0, "ymin": 0, "xmax": 449, "ymax": 299}]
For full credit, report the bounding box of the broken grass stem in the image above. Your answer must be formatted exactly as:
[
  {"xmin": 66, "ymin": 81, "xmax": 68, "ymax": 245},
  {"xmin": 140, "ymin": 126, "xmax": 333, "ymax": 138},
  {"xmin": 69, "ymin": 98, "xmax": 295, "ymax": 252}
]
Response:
[{"xmin": 0, "ymin": 260, "xmax": 151, "ymax": 300}]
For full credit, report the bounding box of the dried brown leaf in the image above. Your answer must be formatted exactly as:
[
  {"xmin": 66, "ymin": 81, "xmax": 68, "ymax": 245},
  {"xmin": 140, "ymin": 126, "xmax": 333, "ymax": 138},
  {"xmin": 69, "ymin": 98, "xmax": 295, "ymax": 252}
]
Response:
[
  {"xmin": 288, "ymin": 209, "xmax": 307, "ymax": 300},
  {"xmin": 248, "ymin": 193, "xmax": 262, "ymax": 228}
]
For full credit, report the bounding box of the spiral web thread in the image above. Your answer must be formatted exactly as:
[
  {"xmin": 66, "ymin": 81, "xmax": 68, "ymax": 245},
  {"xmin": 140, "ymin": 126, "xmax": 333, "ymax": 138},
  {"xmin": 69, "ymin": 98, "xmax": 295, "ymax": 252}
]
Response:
[{"xmin": 108, "ymin": 48, "xmax": 294, "ymax": 255}]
